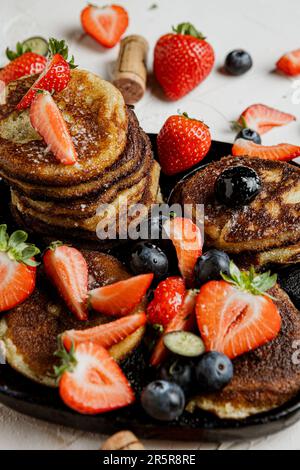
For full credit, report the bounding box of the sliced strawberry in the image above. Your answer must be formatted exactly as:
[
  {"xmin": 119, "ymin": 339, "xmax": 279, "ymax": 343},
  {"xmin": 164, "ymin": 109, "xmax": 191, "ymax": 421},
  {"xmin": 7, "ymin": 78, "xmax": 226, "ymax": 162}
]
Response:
[
  {"xmin": 62, "ymin": 312, "xmax": 147, "ymax": 351},
  {"xmin": 277, "ymin": 49, "xmax": 300, "ymax": 76},
  {"xmin": 147, "ymin": 276, "xmax": 186, "ymax": 328},
  {"xmin": 81, "ymin": 4, "xmax": 129, "ymax": 48},
  {"xmin": 150, "ymin": 289, "xmax": 197, "ymax": 367},
  {"xmin": 0, "ymin": 225, "xmax": 39, "ymax": 312},
  {"xmin": 196, "ymin": 263, "xmax": 281, "ymax": 359},
  {"xmin": 164, "ymin": 217, "xmax": 202, "ymax": 285},
  {"xmin": 232, "ymin": 138, "xmax": 300, "ymax": 161},
  {"xmin": 17, "ymin": 38, "xmax": 75, "ymax": 110},
  {"xmin": 237, "ymin": 104, "xmax": 296, "ymax": 135},
  {"xmin": 56, "ymin": 342, "xmax": 135, "ymax": 414},
  {"xmin": 90, "ymin": 273, "xmax": 153, "ymax": 317},
  {"xmin": 43, "ymin": 243, "xmax": 88, "ymax": 321},
  {"xmin": 30, "ymin": 91, "xmax": 78, "ymax": 165}
]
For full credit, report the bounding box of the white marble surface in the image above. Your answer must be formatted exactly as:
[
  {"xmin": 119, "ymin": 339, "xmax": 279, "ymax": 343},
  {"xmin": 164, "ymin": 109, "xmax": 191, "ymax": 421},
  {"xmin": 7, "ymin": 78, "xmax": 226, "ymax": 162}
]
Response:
[{"xmin": 0, "ymin": 0, "xmax": 300, "ymax": 450}]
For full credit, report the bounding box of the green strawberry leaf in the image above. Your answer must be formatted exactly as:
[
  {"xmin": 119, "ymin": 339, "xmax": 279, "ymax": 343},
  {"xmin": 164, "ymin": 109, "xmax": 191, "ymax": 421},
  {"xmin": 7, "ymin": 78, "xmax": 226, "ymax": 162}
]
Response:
[
  {"xmin": 221, "ymin": 261, "xmax": 277, "ymax": 298},
  {"xmin": 172, "ymin": 23, "xmax": 206, "ymax": 39},
  {"xmin": 0, "ymin": 224, "xmax": 9, "ymax": 251},
  {"xmin": 53, "ymin": 338, "xmax": 77, "ymax": 380}
]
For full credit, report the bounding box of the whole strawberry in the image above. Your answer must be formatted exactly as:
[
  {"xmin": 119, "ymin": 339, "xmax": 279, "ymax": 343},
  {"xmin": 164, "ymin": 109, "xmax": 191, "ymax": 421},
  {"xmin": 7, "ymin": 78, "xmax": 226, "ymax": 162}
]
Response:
[
  {"xmin": 154, "ymin": 23, "xmax": 214, "ymax": 100},
  {"xmin": 147, "ymin": 276, "xmax": 186, "ymax": 328},
  {"xmin": 157, "ymin": 113, "xmax": 211, "ymax": 175},
  {"xmin": 0, "ymin": 42, "xmax": 47, "ymax": 85}
]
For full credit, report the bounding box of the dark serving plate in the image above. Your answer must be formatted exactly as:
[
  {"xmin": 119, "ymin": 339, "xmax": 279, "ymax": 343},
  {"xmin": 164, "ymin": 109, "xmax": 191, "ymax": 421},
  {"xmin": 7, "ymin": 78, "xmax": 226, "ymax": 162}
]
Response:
[{"xmin": 0, "ymin": 136, "xmax": 299, "ymax": 442}]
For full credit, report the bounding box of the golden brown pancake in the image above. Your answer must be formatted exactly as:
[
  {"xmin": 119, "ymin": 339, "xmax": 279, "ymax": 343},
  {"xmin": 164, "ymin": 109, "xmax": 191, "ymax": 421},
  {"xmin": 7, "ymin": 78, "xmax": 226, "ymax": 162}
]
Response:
[
  {"xmin": 10, "ymin": 160, "xmax": 161, "ymax": 245},
  {"xmin": 187, "ymin": 285, "xmax": 300, "ymax": 419},
  {"xmin": 0, "ymin": 251, "xmax": 145, "ymax": 387},
  {"xmin": 173, "ymin": 156, "xmax": 300, "ymax": 258},
  {"xmin": 0, "ymin": 69, "xmax": 127, "ymax": 186},
  {"xmin": 0, "ymin": 109, "xmax": 150, "ymax": 201}
]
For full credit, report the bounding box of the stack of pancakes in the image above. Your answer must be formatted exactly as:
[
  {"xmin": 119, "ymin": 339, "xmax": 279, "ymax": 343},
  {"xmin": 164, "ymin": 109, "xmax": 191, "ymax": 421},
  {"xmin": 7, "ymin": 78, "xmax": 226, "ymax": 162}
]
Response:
[
  {"xmin": 173, "ymin": 156, "xmax": 300, "ymax": 267},
  {"xmin": 0, "ymin": 69, "xmax": 160, "ymax": 248}
]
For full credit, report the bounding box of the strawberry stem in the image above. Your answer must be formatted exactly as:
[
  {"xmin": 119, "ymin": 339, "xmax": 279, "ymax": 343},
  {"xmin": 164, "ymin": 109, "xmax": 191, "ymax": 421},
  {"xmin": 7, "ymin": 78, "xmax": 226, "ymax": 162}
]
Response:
[
  {"xmin": 221, "ymin": 261, "xmax": 277, "ymax": 298},
  {"xmin": 54, "ymin": 338, "xmax": 77, "ymax": 380},
  {"xmin": 6, "ymin": 42, "xmax": 31, "ymax": 61},
  {"xmin": 172, "ymin": 23, "xmax": 206, "ymax": 39},
  {"xmin": 48, "ymin": 38, "xmax": 77, "ymax": 68},
  {"xmin": 0, "ymin": 224, "xmax": 40, "ymax": 266}
]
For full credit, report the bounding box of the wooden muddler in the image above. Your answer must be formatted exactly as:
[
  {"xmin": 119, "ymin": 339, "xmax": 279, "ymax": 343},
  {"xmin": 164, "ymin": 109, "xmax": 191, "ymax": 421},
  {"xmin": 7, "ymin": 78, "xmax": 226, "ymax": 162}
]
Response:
[{"xmin": 113, "ymin": 35, "xmax": 149, "ymax": 105}]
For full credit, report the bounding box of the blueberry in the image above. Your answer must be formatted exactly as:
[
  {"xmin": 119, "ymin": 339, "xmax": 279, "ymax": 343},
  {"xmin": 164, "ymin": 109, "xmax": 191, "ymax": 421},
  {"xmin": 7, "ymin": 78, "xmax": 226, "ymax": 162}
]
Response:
[
  {"xmin": 194, "ymin": 249, "xmax": 230, "ymax": 286},
  {"xmin": 235, "ymin": 128, "xmax": 261, "ymax": 144},
  {"xmin": 130, "ymin": 241, "xmax": 169, "ymax": 279},
  {"xmin": 224, "ymin": 50, "xmax": 253, "ymax": 76},
  {"xmin": 158, "ymin": 359, "xmax": 195, "ymax": 395},
  {"xmin": 215, "ymin": 165, "xmax": 262, "ymax": 207},
  {"xmin": 141, "ymin": 380, "xmax": 185, "ymax": 421},
  {"xmin": 195, "ymin": 352, "xmax": 233, "ymax": 392}
]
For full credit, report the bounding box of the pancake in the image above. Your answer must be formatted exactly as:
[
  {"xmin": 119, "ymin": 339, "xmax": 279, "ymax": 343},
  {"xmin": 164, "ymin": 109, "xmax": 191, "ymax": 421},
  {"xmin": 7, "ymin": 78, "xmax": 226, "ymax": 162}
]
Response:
[
  {"xmin": 11, "ymin": 135, "xmax": 153, "ymax": 218},
  {"xmin": 0, "ymin": 251, "xmax": 146, "ymax": 387},
  {"xmin": 11, "ymin": 160, "xmax": 161, "ymax": 244},
  {"xmin": 187, "ymin": 285, "xmax": 300, "ymax": 419},
  {"xmin": 174, "ymin": 156, "xmax": 300, "ymax": 254},
  {"xmin": 0, "ymin": 109, "xmax": 150, "ymax": 201},
  {"xmin": 0, "ymin": 69, "xmax": 127, "ymax": 186}
]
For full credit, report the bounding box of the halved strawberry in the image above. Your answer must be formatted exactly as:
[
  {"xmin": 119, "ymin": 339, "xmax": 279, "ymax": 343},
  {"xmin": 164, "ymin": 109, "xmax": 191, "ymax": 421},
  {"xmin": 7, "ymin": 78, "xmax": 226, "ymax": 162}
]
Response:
[
  {"xmin": 81, "ymin": 4, "xmax": 129, "ymax": 48},
  {"xmin": 0, "ymin": 225, "xmax": 39, "ymax": 312},
  {"xmin": 17, "ymin": 38, "xmax": 75, "ymax": 110},
  {"xmin": 55, "ymin": 342, "xmax": 135, "ymax": 414},
  {"xmin": 62, "ymin": 312, "xmax": 147, "ymax": 350},
  {"xmin": 30, "ymin": 90, "xmax": 78, "ymax": 165},
  {"xmin": 147, "ymin": 276, "xmax": 186, "ymax": 328},
  {"xmin": 232, "ymin": 138, "xmax": 300, "ymax": 161},
  {"xmin": 277, "ymin": 49, "xmax": 300, "ymax": 76},
  {"xmin": 164, "ymin": 217, "xmax": 202, "ymax": 285},
  {"xmin": 43, "ymin": 242, "xmax": 88, "ymax": 321},
  {"xmin": 237, "ymin": 104, "xmax": 296, "ymax": 135},
  {"xmin": 150, "ymin": 289, "xmax": 197, "ymax": 367},
  {"xmin": 0, "ymin": 43, "xmax": 46, "ymax": 85},
  {"xmin": 90, "ymin": 273, "xmax": 153, "ymax": 316},
  {"xmin": 196, "ymin": 262, "xmax": 281, "ymax": 359}
]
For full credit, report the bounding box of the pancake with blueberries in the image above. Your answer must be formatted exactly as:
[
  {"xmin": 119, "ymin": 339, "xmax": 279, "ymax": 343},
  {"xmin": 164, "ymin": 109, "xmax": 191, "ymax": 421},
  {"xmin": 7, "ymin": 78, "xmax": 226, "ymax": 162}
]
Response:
[
  {"xmin": 173, "ymin": 156, "xmax": 300, "ymax": 266},
  {"xmin": 0, "ymin": 251, "xmax": 146, "ymax": 387},
  {"xmin": 188, "ymin": 284, "xmax": 300, "ymax": 419}
]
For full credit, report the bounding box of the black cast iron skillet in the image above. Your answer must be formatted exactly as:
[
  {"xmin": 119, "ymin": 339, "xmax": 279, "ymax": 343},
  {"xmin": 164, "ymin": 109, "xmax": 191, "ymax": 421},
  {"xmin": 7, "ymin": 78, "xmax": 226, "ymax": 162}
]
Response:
[{"xmin": 0, "ymin": 136, "xmax": 299, "ymax": 441}]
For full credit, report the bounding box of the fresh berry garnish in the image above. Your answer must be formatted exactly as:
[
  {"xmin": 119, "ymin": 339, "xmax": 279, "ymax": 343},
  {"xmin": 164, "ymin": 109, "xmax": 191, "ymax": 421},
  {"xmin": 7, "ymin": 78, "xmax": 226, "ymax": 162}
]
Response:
[
  {"xmin": 0, "ymin": 42, "xmax": 47, "ymax": 85},
  {"xmin": 224, "ymin": 50, "xmax": 252, "ymax": 76},
  {"xmin": 164, "ymin": 217, "xmax": 203, "ymax": 284},
  {"xmin": 232, "ymin": 138, "xmax": 300, "ymax": 161},
  {"xmin": 195, "ymin": 352, "xmax": 233, "ymax": 392},
  {"xmin": 236, "ymin": 104, "xmax": 296, "ymax": 135},
  {"xmin": 158, "ymin": 358, "xmax": 195, "ymax": 395},
  {"xmin": 17, "ymin": 38, "xmax": 76, "ymax": 110},
  {"xmin": 157, "ymin": 113, "xmax": 211, "ymax": 176},
  {"xmin": 141, "ymin": 380, "xmax": 185, "ymax": 421},
  {"xmin": 30, "ymin": 91, "xmax": 78, "ymax": 165},
  {"xmin": 130, "ymin": 242, "xmax": 169, "ymax": 279},
  {"xmin": 62, "ymin": 312, "xmax": 147, "ymax": 350},
  {"xmin": 194, "ymin": 249, "xmax": 230, "ymax": 287},
  {"xmin": 81, "ymin": 4, "xmax": 129, "ymax": 48},
  {"xmin": 147, "ymin": 276, "xmax": 186, "ymax": 328},
  {"xmin": 276, "ymin": 49, "xmax": 300, "ymax": 76},
  {"xmin": 43, "ymin": 242, "xmax": 88, "ymax": 321},
  {"xmin": 154, "ymin": 22, "xmax": 214, "ymax": 100},
  {"xmin": 150, "ymin": 289, "xmax": 197, "ymax": 367},
  {"xmin": 215, "ymin": 166, "xmax": 262, "ymax": 207},
  {"xmin": 90, "ymin": 273, "xmax": 153, "ymax": 316},
  {"xmin": 196, "ymin": 262, "xmax": 281, "ymax": 359},
  {"xmin": 55, "ymin": 342, "xmax": 135, "ymax": 414},
  {"xmin": 235, "ymin": 128, "xmax": 261, "ymax": 144},
  {"xmin": 0, "ymin": 225, "xmax": 39, "ymax": 312}
]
